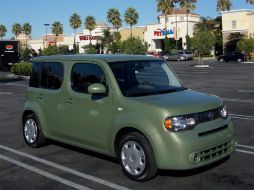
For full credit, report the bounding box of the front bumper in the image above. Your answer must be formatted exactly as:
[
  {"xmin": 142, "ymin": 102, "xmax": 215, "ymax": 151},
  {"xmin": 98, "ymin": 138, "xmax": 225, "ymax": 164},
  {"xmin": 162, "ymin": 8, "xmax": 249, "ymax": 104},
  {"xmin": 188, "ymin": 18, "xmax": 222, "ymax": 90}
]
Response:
[{"xmin": 149, "ymin": 118, "xmax": 236, "ymax": 170}]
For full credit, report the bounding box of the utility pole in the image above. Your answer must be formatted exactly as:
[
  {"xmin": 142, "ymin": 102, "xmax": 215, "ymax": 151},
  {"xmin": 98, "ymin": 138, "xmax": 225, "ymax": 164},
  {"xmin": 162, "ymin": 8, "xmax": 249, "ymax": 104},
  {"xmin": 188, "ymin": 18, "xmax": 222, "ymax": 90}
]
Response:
[{"xmin": 44, "ymin": 23, "xmax": 50, "ymax": 48}]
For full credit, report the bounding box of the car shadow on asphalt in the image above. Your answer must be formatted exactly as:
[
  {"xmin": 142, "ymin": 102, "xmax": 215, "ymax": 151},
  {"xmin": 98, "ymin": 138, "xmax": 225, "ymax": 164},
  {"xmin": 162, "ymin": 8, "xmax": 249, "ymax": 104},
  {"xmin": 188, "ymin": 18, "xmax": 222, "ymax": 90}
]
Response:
[
  {"xmin": 158, "ymin": 156, "xmax": 230, "ymax": 177},
  {"xmin": 50, "ymin": 140, "xmax": 119, "ymax": 164}
]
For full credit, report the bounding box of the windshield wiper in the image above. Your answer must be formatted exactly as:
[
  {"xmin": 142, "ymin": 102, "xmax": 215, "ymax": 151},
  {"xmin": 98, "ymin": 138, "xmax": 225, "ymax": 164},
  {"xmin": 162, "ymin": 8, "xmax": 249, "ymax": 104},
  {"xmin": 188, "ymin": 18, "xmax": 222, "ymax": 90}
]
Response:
[{"xmin": 157, "ymin": 87, "xmax": 187, "ymax": 94}]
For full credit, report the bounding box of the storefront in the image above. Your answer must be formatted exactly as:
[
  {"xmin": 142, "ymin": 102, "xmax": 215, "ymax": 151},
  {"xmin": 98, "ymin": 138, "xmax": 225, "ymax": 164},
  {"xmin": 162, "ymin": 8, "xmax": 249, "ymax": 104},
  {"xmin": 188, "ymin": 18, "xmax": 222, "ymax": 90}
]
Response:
[{"xmin": 144, "ymin": 9, "xmax": 200, "ymax": 52}]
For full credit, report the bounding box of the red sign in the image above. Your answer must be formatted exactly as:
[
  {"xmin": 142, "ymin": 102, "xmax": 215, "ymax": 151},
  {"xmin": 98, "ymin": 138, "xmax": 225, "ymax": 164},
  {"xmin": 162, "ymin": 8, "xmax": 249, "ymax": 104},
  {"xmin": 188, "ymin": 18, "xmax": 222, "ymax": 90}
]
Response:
[
  {"xmin": 79, "ymin": 35, "xmax": 98, "ymax": 41},
  {"xmin": 6, "ymin": 45, "xmax": 13, "ymax": 50}
]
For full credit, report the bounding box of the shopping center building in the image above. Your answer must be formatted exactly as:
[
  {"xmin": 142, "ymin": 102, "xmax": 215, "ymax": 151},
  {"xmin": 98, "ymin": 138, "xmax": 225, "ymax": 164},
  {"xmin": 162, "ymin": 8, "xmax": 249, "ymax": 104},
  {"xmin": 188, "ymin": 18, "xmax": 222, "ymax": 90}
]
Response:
[
  {"xmin": 25, "ymin": 9, "xmax": 200, "ymax": 53},
  {"xmin": 221, "ymin": 9, "xmax": 254, "ymax": 45}
]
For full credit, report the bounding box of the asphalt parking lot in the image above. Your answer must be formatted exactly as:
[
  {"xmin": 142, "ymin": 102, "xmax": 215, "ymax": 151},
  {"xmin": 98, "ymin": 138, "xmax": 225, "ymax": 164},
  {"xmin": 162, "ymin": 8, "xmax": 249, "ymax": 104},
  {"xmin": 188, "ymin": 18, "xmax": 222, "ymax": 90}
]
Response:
[{"xmin": 0, "ymin": 60, "xmax": 253, "ymax": 190}]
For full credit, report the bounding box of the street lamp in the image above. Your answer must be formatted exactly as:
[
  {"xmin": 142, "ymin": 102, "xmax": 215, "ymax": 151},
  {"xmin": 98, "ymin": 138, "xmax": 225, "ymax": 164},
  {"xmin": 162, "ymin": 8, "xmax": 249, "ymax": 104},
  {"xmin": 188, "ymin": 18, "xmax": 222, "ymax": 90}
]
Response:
[{"xmin": 44, "ymin": 23, "xmax": 50, "ymax": 48}]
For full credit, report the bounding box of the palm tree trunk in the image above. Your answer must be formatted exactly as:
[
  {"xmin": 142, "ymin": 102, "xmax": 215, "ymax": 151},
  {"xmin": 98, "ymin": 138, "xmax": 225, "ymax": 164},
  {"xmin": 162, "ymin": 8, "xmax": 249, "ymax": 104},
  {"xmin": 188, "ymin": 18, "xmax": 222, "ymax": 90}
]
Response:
[
  {"xmin": 89, "ymin": 31, "xmax": 92, "ymax": 45},
  {"xmin": 74, "ymin": 29, "xmax": 76, "ymax": 54},
  {"xmin": 130, "ymin": 25, "xmax": 133, "ymax": 38},
  {"xmin": 55, "ymin": 35, "xmax": 57, "ymax": 46}
]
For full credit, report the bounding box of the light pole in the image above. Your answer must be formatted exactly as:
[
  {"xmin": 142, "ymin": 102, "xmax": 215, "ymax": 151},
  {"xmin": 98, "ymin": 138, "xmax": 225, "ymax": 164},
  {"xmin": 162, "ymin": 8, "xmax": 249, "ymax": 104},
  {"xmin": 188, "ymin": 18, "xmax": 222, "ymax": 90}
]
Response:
[{"xmin": 44, "ymin": 23, "xmax": 50, "ymax": 48}]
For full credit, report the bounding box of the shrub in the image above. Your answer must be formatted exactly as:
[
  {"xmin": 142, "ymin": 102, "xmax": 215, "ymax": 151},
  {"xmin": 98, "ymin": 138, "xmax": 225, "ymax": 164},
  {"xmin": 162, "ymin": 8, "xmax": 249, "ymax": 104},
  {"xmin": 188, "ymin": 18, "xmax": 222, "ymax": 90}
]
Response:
[
  {"xmin": 11, "ymin": 62, "xmax": 32, "ymax": 76},
  {"xmin": 121, "ymin": 37, "xmax": 147, "ymax": 55}
]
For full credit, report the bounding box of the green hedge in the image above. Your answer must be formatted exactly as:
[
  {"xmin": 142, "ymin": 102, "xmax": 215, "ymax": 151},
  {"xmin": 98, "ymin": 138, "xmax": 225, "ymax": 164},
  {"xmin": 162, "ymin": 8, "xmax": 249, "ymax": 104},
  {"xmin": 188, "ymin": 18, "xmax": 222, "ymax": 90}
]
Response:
[{"xmin": 11, "ymin": 62, "xmax": 32, "ymax": 76}]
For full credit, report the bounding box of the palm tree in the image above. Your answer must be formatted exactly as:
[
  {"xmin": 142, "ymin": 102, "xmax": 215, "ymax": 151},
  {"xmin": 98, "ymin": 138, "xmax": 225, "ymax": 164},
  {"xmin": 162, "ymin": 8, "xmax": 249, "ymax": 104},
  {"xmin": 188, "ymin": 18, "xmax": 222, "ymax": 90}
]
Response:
[
  {"xmin": 107, "ymin": 8, "xmax": 122, "ymax": 31},
  {"xmin": 157, "ymin": 0, "xmax": 174, "ymax": 30},
  {"xmin": 217, "ymin": 0, "xmax": 232, "ymax": 12},
  {"xmin": 23, "ymin": 23, "xmax": 32, "ymax": 44},
  {"xmin": 124, "ymin": 7, "xmax": 139, "ymax": 38},
  {"xmin": 84, "ymin": 16, "xmax": 96, "ymax": 44},
  {"xmin": 101, "ymin": 28, "xmax": 113, "ymax": 53},
  {"xmin": 12, "ymin": 23, "xmax": 22, "ymax": 39},
  {"xmin": 194, "ymin": 17, "xmax": 215, "ymax": 34},
  {"xmin": 179, "ymin": 0, "xmax": 197, "ymax": 36},
  {"xmin": 107, "ymin": 8, "xmax": 122, "ymax": 41},
  {"xmin": 0, "ymin": 25, "xmax": 7, "ymax": 40},
  {"xmin": 69, "ymin": 13, "xmax": 81, "ymax": 53},
  {"xmin": 51, "ymin": 21, "xmax": 63, "ymax": 46},
  {"xmin": 246, "ymin": 0, "xmax": 254, "ymax": 4}
]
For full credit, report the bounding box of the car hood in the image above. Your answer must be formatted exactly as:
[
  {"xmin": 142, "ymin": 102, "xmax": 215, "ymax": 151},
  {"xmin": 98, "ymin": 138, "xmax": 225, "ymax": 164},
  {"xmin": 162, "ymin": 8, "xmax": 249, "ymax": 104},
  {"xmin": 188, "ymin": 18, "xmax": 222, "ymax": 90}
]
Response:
[{"xmin": 133, "ymin": 89, "xmax": 223, "ymax": 116}]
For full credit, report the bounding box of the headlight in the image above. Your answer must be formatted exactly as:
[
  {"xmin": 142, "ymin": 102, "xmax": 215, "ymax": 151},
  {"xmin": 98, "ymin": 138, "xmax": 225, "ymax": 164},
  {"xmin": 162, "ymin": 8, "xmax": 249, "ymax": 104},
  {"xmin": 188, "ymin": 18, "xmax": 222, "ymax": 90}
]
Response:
[
  {"xmin": 221, "ymin": 105, "xmax": 228, "ymax": 118},
  {"xmin": 164, "ymin": 116, "xmax": 196, "ymax": 132}
]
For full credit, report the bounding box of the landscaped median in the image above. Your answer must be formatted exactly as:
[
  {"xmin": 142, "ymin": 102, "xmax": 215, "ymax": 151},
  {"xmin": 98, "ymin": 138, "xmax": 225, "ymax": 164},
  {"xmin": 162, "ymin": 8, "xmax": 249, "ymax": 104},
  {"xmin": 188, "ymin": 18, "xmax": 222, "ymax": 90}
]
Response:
[{"xmin": 11, "ymin": 62, "xmax": 32, "ymax": 76}]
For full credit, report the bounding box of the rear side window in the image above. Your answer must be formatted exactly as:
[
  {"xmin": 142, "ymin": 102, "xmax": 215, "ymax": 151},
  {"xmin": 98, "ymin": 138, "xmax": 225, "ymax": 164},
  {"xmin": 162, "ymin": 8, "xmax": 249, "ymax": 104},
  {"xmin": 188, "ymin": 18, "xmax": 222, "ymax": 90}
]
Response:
[
  {"xmin": 29, "ymin": 62, "xmax": 63, "ymax": 90},
  {"xmin": 71, "ymin": 63, "xmax": 106, "ymax": 94},
  {"xmin": 30, "ymin": 62, "xmax": 41, "ymax": 87}
]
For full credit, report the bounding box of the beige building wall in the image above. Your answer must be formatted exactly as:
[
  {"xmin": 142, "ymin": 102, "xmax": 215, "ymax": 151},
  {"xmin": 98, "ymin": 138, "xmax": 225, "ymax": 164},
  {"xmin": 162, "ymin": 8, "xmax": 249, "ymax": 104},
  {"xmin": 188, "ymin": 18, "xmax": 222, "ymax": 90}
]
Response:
[
  {"xmin": 119, "ymin": 27, "xmax": 146, "ymax": 41},
  {"xmin": 222, "ymin": 9, "xmax": 254, "ymax": 41}
]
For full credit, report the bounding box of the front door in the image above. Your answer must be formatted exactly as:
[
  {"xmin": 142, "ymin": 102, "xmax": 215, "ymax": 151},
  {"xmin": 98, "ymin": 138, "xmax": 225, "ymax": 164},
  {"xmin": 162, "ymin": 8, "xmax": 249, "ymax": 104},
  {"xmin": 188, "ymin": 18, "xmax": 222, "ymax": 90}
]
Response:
[{"xmin": 62, "ymin": 62, "xmax": 113, "ymax": 151}]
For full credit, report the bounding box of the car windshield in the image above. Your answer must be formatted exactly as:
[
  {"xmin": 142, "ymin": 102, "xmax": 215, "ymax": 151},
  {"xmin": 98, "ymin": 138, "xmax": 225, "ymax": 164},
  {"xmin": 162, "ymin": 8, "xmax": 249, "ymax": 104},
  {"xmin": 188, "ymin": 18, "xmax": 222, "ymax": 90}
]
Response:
[{"xmin": 108, "ymin": 60, "xmax": 185, "ymax": 97}]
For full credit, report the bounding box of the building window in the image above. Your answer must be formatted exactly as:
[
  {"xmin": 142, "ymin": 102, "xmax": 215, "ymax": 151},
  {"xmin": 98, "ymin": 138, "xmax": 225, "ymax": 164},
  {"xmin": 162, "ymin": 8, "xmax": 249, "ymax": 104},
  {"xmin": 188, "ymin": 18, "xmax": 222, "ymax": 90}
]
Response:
[
  {"xmin": 232, "ymin": 20, "xmax": 236, "ymax": 29},
  {"xmin": 180, "ymin": 17, "xmax": 184, "ymax": 21}
]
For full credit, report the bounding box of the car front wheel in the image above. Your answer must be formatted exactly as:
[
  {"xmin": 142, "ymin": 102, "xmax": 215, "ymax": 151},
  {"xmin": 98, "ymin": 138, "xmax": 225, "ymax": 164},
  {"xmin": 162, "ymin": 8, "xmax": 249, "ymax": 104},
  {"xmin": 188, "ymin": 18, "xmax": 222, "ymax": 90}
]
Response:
[
  {"xmin": 237, "ymin": 58, "xmax": 243, "ymax": 63},
  {"xmin": 118, "ymin": 132, "xmax": 157, "ymax": 181}
]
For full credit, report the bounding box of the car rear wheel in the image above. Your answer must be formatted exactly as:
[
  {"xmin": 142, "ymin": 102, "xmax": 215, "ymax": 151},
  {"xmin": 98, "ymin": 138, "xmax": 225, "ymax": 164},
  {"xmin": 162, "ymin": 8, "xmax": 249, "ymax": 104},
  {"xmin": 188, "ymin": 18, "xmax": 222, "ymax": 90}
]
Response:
[
  {"xmin": 177, "ymin": 57, "xmax": 181, "ymax": 61},
  {"xmin": 219, "ymin": 58, "xmax": 224, "ymax": 63},
  {"xmin": 23, "ymin": 113, "xmax": 47, "ymax": 147},
  {"xmin": 237, "ymin": 58, "xmax": 242, "ymax": 63},
  {"xmin": 118, "ymin": 132, "xmax": 157, "ymax": 181}
]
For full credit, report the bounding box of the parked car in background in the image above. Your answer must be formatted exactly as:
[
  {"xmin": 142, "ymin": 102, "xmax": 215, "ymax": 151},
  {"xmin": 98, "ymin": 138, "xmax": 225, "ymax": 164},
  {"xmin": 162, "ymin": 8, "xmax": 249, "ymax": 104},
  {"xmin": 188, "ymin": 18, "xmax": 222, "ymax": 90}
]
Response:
[
  {"xmin": 217, "ymin": 52, "xmax": 245, "ymax": 63},
  {"xmin": 145, "ymin": 51, "xmax": 163, "ymax": 59},
  {"xmin": 163, "ymin": 52, "xmax": 187, "ymax": 61},
  {"xmin": 177, "ymin": 50, "xmax": 194, "ymax": 60}
]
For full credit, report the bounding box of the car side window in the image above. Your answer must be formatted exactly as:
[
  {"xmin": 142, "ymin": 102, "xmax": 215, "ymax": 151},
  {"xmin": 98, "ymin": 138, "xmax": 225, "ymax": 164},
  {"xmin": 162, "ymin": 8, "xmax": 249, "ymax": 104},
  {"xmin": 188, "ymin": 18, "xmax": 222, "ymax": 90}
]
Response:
[
  {"xmin": 40, "ymin": 62, "xmax": 63, "ymax": 90},
  {"xmin": 71, "ymin": 63, "xmax": 107, "ymax": 94},
  {"xmin": 30, "ymin": 62, "xmax": 41, "ymax": 88}
]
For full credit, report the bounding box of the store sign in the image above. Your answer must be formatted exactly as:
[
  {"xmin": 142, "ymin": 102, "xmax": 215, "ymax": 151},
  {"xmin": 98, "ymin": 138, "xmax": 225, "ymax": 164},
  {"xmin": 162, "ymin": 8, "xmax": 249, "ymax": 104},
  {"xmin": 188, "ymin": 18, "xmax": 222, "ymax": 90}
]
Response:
[
  {"xmin": 79, "ymin": 35, "xmax": 98, "ymax": 41},
  {"xmin": 154, "ymin": 29, "xmax": 174, "ymax": 37},
  {"xmin": 6, "ymin": 45, "xmax": 13, "ymax": 50}
]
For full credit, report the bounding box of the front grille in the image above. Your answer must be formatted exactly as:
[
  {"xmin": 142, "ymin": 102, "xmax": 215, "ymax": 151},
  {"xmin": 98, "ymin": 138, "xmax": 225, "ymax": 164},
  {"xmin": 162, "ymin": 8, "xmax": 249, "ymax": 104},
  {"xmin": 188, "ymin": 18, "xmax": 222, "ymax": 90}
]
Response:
[
  {"xmin": 199, "ymin": 139, "xmax": 235, "ymax": 162},
  {"xmin": 198, "ymin": 125, "xmax": 228, "ymax": 137},
  {"xmin": 185, "ymin": 107, "xmax": 222, "ymax": 124}
]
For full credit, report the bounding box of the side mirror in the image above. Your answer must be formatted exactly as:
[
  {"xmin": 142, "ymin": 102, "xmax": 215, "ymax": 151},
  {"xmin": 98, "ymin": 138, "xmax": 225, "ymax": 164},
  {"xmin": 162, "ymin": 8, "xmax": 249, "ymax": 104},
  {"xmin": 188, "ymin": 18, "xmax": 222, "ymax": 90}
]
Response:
[{"xmin": 88, "ymin": 83, "xmax": 106, "ymax": 95}]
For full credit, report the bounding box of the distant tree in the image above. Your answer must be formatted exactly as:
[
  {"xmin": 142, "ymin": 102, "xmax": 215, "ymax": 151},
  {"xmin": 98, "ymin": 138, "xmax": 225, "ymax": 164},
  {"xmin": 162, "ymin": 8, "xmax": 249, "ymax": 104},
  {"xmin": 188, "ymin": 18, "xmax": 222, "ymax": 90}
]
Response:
[
  {"xmin": 12, "ymin": 23, "xmax": 22, "ymax": 40},
  {"xmin": 0, "ymin": 25, "xmax": 7, "ymax": 40},
  {"xmin": 191, "ymin": 31, "xmax": 214, "ymax": 64},
  {"xmin": 217, "ymin": 0, "xmax": 232, "ymax": 12},
  {"xmin": 246, "ymin": 0, "xmax": 254, "ymax": 4},
  {"xmin": 23, "ymin": 23, "xmax": 32, "ymax": 44},
  {"xmin": 194, "ymin": 17, "xmax": 215, "ymax": 34},
  {"xmin": 164, "ymin": 36, "xmax": 170, "ymax": 52},
  {"xmin": 124, "ymin": 7, "xmax": 139, "ymax": 38},
  {"xmin": 237, "ymin": 37, "xmax": 254, "ymax": 61},
  {"xmin": 84, "ymin": 16, "xmax": 96, "ymax": 45},
  {"xmin": 69, "ymin": 13, "xmax": 81, "ymax": 53},
  {"xmin": 122, "ymin": 37, "xmax": 147, "ymax": 55},
  {"xmin": 51, "ymin": 21, "xmax": 63, "ymax": 46},
  {"xmin": 179, "ymin": 0, "xmax": 197, "ymax": 36},
  {"xmin": 42, "ymin": 45, "xmax": 58, "ymax": 55},
  {"xmin": 83, "ymin": 44, "xmax": 97, "ymax": 54},
  {"xmin": 101, "ymin": 28, "xmax": 113, "ymax": 53},
  {"xmin": 225, "ymin": 32, "xmax": 246, "ymax": 52},
  {"xmin": 157, "ymin": 0, "xmax": 174, "ymax": 30}
]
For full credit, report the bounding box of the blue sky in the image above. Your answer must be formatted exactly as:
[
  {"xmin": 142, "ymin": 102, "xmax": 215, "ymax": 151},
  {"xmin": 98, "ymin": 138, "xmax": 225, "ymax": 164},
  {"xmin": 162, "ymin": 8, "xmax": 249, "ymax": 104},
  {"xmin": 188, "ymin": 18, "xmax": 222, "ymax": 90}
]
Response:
[{"xmin": 0, "ymin": 0, "xmax": 253, "ymax": 39}]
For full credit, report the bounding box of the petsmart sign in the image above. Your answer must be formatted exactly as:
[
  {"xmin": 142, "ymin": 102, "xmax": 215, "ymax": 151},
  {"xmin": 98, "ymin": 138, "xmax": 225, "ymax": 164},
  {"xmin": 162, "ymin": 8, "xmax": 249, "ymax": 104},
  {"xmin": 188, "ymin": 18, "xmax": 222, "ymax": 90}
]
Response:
[{"xmin": 153, "ymin": 28, "xmax": 175, "ymax": 38}]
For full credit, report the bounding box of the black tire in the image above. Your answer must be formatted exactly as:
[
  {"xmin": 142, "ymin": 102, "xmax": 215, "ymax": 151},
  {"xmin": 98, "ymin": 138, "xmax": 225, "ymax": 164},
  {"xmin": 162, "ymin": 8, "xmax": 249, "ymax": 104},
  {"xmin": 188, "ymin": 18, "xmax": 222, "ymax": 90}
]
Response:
[
  {"xmin": 237, "ymin": 58, "xmax": 242, "ymax": 63},
  {"xmin": 117, "ymin": 132, "xmax": 157, "ymax": 181},
  {"xmin": 23, "ymin": 113, "xmax": 47, "ymax": 148},
  {"xmin": 177, "ymin": 57, "xmax": 181, "ymax": 61}
]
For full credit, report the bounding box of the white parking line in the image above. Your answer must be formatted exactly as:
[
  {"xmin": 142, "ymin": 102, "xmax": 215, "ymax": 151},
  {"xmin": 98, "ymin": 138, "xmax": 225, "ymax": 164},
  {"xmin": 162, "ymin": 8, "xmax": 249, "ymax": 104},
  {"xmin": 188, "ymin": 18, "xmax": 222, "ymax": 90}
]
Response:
[
  {"xmin": 0, "ymin": 92, "xmax": 13, "ymax": 95},
  {"xmin": 237, "ymin": 144, "xmax": 254, "ymax": 150},
  {"xmin": 236, "ymin": 149, "xmax": 254, "ymax": 155},
  {"xmin": 229, "ymin": 114, "xmax": 254, "ymax": 121},
  {"xmin": 238, "ymin": 90, "xmax": 254, "ymax": 93},
  {"xmin": 0, "ymin": 145, "xmax": 131, "ymax": 190},
  {"xmin": 223, "ymin": 98, "xmax": 254, "ymax": 104},
  {"xmin": 0, "ymin": 154, "xmax": 92, "ymax": 190}
]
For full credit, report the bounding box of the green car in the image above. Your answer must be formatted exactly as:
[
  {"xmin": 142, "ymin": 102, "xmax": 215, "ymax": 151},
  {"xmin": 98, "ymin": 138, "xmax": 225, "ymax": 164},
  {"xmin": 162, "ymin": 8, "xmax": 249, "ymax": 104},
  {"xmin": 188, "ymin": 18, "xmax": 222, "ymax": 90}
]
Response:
[{"xmin": 22, "ymin": 55, "xmax": 236, "ymax": 181}]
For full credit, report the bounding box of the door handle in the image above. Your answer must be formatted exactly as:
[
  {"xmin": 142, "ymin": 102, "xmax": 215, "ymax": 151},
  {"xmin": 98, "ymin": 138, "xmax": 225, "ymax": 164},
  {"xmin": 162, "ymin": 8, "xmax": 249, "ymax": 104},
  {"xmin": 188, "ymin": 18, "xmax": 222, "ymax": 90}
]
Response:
[
  {"xmin": 66, "ymin": 98, "xmax": 75, "ymax": 104},
  {"xmin": 36, "ymin": 95, "xmax": 44, "ymax": 100}
]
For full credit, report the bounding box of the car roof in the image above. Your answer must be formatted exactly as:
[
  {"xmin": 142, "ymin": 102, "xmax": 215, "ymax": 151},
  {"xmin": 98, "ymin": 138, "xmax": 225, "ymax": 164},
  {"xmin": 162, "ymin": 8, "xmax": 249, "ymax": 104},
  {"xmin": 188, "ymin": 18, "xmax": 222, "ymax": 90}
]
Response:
[{"xmin": 33, "ymin": 54, "xmax": 160, "ymax": 63}]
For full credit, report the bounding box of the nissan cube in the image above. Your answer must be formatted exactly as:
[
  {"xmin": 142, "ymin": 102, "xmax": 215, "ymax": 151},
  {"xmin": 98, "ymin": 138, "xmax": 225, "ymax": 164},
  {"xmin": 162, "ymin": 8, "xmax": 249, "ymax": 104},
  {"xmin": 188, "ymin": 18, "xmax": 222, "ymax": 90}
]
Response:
[{"xmin": 22, "ymin": 55, "xmax": 236, "ymax": 181}]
